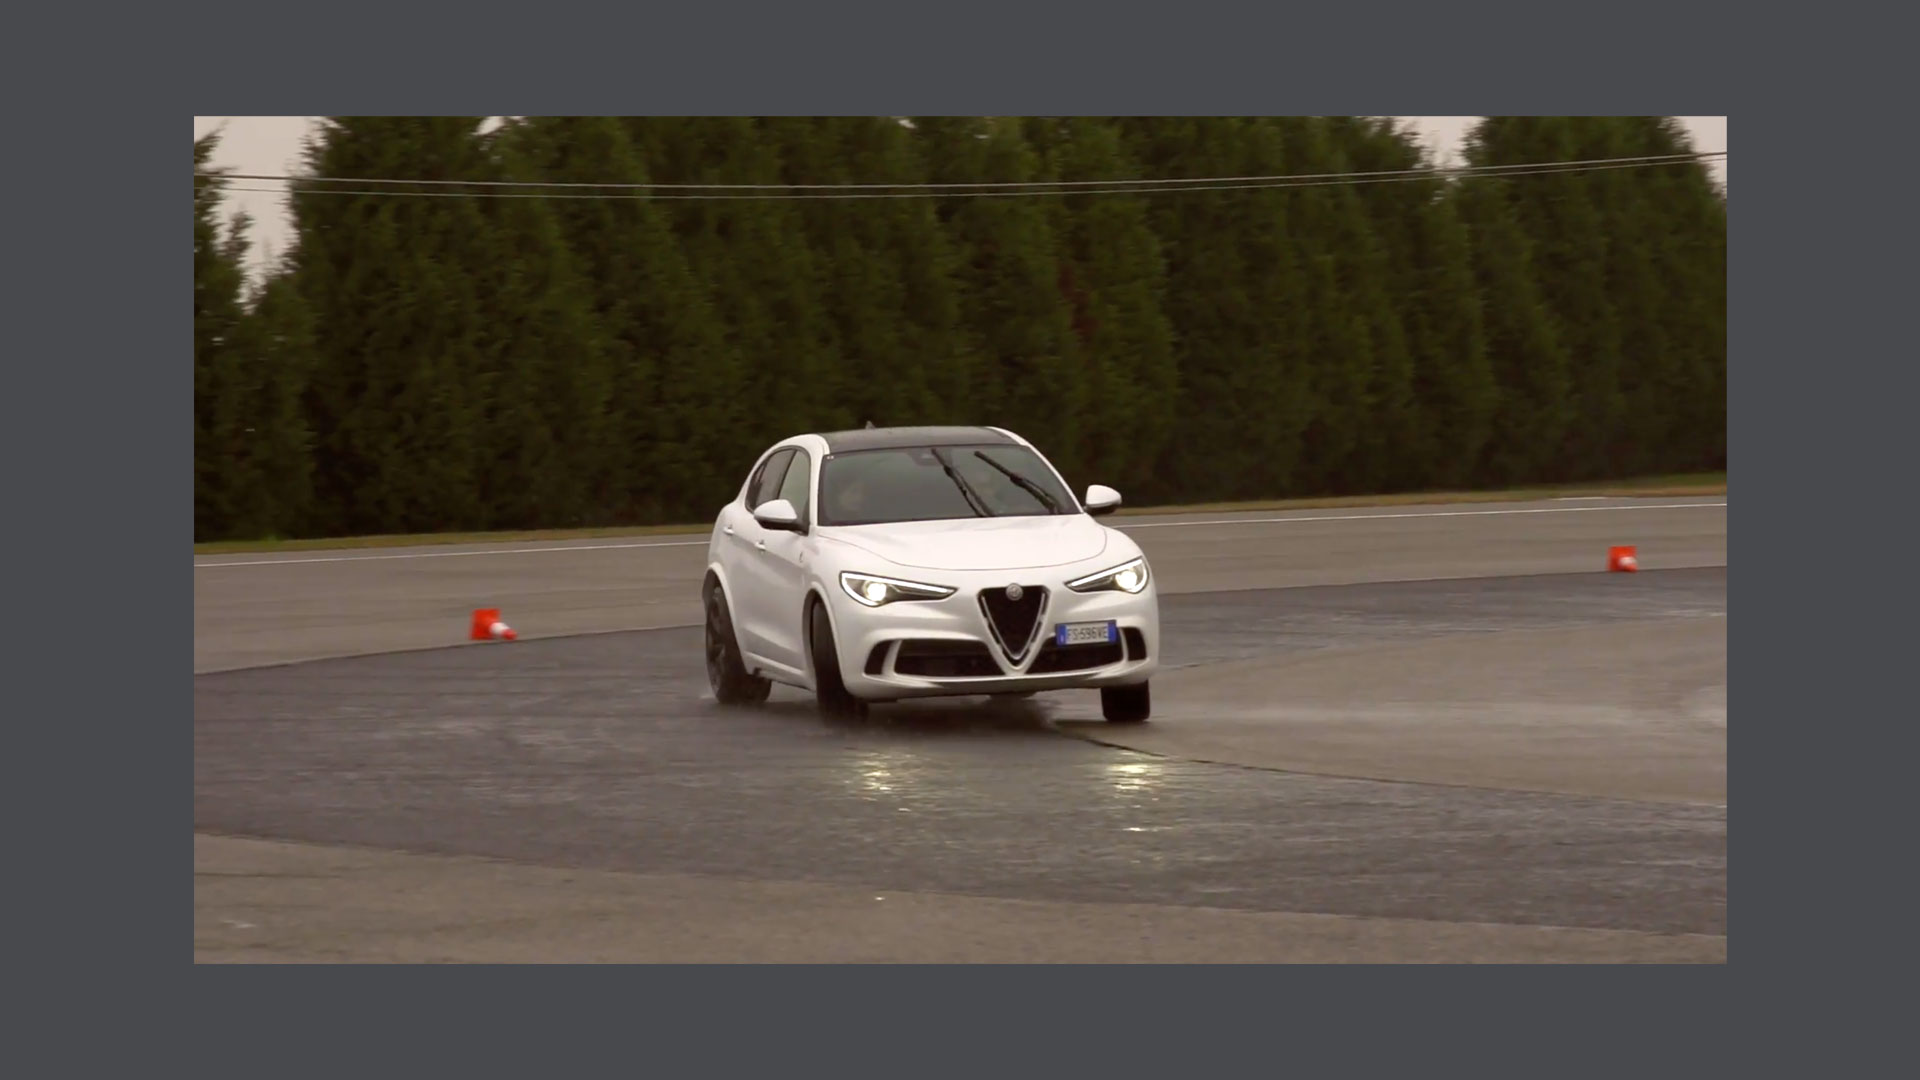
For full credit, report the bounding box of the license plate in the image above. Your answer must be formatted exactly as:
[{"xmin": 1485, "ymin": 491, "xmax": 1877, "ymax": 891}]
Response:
[{"xmin": 1055, "ymin": 620, "xmax": 1117, "ymax": 646}]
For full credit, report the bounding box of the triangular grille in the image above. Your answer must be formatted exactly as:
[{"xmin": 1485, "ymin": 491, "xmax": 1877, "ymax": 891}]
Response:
[{"xmin": 978, "ymin": 586, "xmax": 1047, "ymax": 662}]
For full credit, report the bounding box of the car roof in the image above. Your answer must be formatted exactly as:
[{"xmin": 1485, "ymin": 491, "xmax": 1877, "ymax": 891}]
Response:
[{"xmin": 815, "ymin": 425, "xmax": 1020, "ymax": 454}]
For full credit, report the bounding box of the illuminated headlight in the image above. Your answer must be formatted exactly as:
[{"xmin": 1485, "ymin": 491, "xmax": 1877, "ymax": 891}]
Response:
[
  {"xmin": 839, "ymin": 572, "xmax": 957, "ymax": 607},
  {"xmin": 1066, "ymin": 556, "xmax": 1150, "ymax": 594}
]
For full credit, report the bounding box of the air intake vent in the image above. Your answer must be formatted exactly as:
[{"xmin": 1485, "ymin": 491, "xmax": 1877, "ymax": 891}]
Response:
[
  {"xmin": 1029, "ymin": 638, "xmax": 1125, "ymax": 674},
  {"xmin": 894, "ymin": 639, "xmax": 1002, "ymax": 678}
]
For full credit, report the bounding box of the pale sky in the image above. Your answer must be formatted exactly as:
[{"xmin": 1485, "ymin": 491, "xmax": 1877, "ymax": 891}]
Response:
[{"xmin": 193, "ymin": 115, "xmax": 1727, "ymax": 284}]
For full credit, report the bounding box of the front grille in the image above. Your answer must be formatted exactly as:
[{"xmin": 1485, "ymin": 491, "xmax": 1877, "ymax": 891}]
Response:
[
  {"xmin": 893, "ymin": 639, "xmax": 1002, "ymax": 678},
  {"xmin": 978, "ymin": 586, "xmax": 1047, "ymax": 659},
  {"xmin": 1028, "ymin": 638, "xmax": 1125, "ymax": 674}
]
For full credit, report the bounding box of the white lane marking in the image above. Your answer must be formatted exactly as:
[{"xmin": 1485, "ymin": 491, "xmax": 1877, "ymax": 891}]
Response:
[
  {"xmin": 1116, "ymin": 501, "xmax": 1727, "ymax": 530},
  {"xmin": 196, "ymin": 538, "xmax": 710, "ymax": 567},
  {"xmin": 194, "ymin": 500, "xmax": 1727, "ymax": 568}
]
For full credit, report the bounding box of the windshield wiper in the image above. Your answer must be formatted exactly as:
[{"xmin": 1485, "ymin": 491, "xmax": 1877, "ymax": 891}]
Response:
[
  {"xmin": 931, "ymin": 448, "xmax": 993, "ymax": 517},
  {"xmin": 972, "ymin": 451, "xmax": 1061, "ymax": 513}
]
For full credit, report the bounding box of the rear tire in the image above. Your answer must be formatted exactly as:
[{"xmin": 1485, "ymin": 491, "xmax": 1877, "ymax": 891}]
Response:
[
  {"xmin": 706, "ymin": 580, "xmax": 771, "ymax": 706},
  {"xmin": 1101, "ymin": 681, "xmax": 1151, "ymax": 723},
  {"xmin": 809, "ymin": 598, "xmax": 868, "ymax": 718}
]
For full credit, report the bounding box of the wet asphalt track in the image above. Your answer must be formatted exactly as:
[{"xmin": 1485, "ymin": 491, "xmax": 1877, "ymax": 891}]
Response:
[{"xmin": 194, "ymin": 567, "xmax": 1727, "ymax": 937}]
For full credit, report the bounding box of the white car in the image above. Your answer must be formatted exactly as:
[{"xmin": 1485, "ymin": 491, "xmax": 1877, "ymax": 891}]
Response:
[{"xmin": 702, "ymin": 425, "xmax": 1160, "ymax": 722}]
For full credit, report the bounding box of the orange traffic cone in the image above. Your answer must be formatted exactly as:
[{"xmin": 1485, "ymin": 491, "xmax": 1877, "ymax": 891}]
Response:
[
  {"xmin": 470, "ymin": 607, "xmax": 518, "ymax": 641},
  {"xmin": 1608, "ymin": 545, "xmax": 1639, "ymax": 573}
]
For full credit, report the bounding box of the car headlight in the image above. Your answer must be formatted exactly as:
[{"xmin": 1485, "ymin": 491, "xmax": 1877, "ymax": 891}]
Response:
[
  {"xmin": 839, "ymin": 572, "xmax": 957, "ymax": 607},
  {"xmin": 1066, "ymin": 556, "xmax": 1150, "ymax": 594}
]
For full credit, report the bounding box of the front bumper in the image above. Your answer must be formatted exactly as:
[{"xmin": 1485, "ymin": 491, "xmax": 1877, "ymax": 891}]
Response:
[{"xmin": 829, "ymin": 576, "xmax": 1159, "ymax": 700}]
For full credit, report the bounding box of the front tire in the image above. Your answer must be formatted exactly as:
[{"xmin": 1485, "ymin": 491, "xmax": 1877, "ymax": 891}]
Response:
[
  {"xmin": 1101, "ymin": 681, "xmax": 1151, "ymax": 723},
  {"xmin": 808, "ymin": 598, "xmax": 868, "ymax": 718},
  {"xmin": 706, "ymin": 580, "xmax": 771, "ymax": 706}
]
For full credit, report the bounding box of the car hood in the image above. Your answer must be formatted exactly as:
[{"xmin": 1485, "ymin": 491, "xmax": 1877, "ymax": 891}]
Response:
[{"xmin": 820, "ymin": 515, "xmax": 1116, "ymax": 572}]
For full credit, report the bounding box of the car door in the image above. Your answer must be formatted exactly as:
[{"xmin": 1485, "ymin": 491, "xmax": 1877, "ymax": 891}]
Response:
[
  {"xmin": 727, "ymin": 448, "xmax": 794, "ymax": 666},
  {"xmin": 754, "ymin": 446, "xmax": 816, "ymax": 672}
]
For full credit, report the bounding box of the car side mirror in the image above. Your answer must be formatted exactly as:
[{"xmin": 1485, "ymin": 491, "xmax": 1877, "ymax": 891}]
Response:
[
  {"xmin": 1084, "ymin": 484, "xmax": 1122, "ymax": 517},
  {"xmin": 753, "ymin": 498, "xmax": 804, "ymax": 532}
]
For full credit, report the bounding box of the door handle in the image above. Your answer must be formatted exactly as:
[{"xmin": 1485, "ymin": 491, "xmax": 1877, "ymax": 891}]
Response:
[
  {"xmin": 755, "ymin": 540, "xmax": 767, "ymax": 552},
  {"xmin": 724, "ymin": 524, "xmax": 735, "ymax": 536}
]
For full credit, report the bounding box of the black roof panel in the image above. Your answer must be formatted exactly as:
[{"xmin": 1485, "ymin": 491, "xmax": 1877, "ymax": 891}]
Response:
[{"xmin": 818, "ymin": 425, "xmax": 1018, "ymax": 454}]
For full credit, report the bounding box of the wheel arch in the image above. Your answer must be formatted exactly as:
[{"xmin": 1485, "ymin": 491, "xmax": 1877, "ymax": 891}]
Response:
[
  {"xmin": 803, "ymin": 583, "xmax": 834, "ymax": 645},
  {"xmin": 802, "ymin": 584, "xmax": 842, "ymax": 684},
  {"xmin": 703, "ymin": 563, "xmax": 742, "ymax": 624}
]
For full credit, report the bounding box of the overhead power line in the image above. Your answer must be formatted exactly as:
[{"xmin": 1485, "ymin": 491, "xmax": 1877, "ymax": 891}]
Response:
[
  {"xmin": 202, "ymin": 151, "xmax": 1722, "ymax": 193},
  {"xmin": 209, "ymin": 153, "xmax": 1727, "ymax": 203}
]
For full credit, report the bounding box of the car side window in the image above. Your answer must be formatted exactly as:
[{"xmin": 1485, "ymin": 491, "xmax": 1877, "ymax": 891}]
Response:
[
  {"xmin": 776, "ymin": 450, "xmax": 812, "ymax": 523},
  {"xmin": 747, "ymin": 449, "xmax": 794, "ymax": 510}
]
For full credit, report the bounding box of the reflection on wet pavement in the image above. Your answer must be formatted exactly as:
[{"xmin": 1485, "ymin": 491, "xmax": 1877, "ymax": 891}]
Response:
[{"xmin": 195, "ymin": 570, "xmax": 1727, "ymax": 935}]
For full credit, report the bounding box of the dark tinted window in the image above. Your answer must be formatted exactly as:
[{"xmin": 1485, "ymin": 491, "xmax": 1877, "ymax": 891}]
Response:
[
  {"xmin": 817, "ymin": 444, "xmax": 1076, "ymax": 527},
  {"xmin": 776, "ymin": 449, "xmax": 812, "ymax": 522},
  {"xmin": 747, "ymin": 449, "xmax": 795, "ymax": 509}
]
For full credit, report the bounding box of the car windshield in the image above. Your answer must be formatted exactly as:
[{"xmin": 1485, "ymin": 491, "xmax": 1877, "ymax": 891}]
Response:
[{"xmin": 817, "ymin": 444, "xmax": 1077, "ymax": 527}]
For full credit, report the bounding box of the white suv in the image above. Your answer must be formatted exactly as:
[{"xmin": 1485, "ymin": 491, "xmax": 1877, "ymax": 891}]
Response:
[{"xmin": 702, "ymin": 425, "xmax": 1160, "ymax": 722}]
